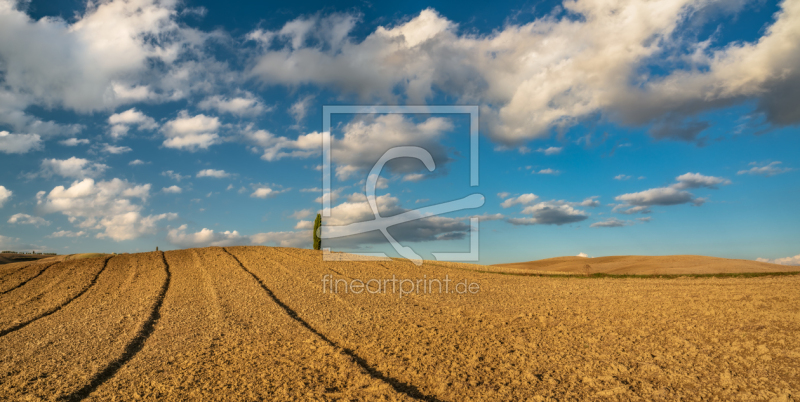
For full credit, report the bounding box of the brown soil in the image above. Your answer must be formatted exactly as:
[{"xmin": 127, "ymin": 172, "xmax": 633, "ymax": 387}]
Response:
[
  {"xmin": 0, "ymin": 247, "xmax": 797, "ymax": 401},
  {"xmin": 492, "ymin": 255, "xmax": 800, "ymax": 275}
]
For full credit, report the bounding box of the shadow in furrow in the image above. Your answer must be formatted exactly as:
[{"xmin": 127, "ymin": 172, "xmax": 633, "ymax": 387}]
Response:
[
  {"xmin": 0, "ymin": 257, "xmax": 113, "ymax": 338},
  {"xmin": 0, "ymin": 262, "xmax": 58, "ymax": 295},
  {"xmin": 59, "ymin": 252, "xmax": 172, "ymax": 402},
  {"xmin": 221, "ymin": 248, "xmax": 445, "ymax": 402}
]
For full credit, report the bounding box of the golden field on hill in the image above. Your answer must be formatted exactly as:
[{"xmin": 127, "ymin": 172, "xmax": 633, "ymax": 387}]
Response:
[
  {"xmin": 492, "ymin": 255, "xmax": 800, "ymax": 276},
  {"xmin": 0, "ymin": 247, "xmax": 798, "ymax": 401}
]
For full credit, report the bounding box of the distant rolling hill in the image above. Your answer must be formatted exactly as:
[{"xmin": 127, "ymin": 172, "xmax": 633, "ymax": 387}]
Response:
[{"xmin": 492, "ymin": 255, "xmax": 800, "ymax": 275}]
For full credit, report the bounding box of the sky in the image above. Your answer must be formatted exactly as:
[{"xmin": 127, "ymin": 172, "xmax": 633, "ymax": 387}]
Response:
[{"xmin": 0, "ymin": 0, "xmax": 798, "ymax": 265}]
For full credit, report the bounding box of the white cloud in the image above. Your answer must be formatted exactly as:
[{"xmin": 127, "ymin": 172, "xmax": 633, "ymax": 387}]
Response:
[
  {"xmin": 0, "ymin": 185, "xmax": 12, "ymax": 207},
  {"xmin": 315, "ymin": 188, "xmax": 343, "ymax": 204},
  {"xmin": 249, "ymin": 3, "xmax": 800, "ymax": 143},
  {"xmin": 577, "ymin": 252, "xmax": 589, "ymax": 258},
  {"xmin": 59, "ymin": 138, "xmax": 90, "ymax": 146},
  {"xmin": 577, "ymin": 196, "xmax": 600, "ymax": 207},
  {"xmin": 251, "ymin": 231, "xmax": 309, "ymax": 248},
  {"xmin": 162, "ymin": 170, "xmax": 189, "ymax": 181},
  {"xmin": 0, "ymin": 131, "xmax": 42, "ymax": 154},
  {"xmin": 291, "ymin": 209, "xmax": 313, "ymax": 219},
  {"xmin": 295, "ymin": 220, "xmax": 314, "ymax": 230},
  {"xmin": 162, "ymin": 185, "xmax": 182, "ymax": 194},
  {"xmin": 590, "ymin": 218, "xmax": 630, "ymax": 228},
  {"xmin": 533, "ymin": 168, "xmax": 560, "ymax": 175},
  {"xmin": 162, "ymin": 111, "xmax": 221, "ymax": 151},
  {"xmin": 616, "ymin": 187, "xmax": 697, "ymax": 207},
  {"xmin": 198, "ymin": 93, "xmax": 268, "ymax": 117},
  {"xmin": 0, "ymin": 0, "xmax": 212, "ymax": 117},
  {"xmin": 250, "ymin": 187, "xmax": 274, "ymax": 198},
  {"xmin": 756, "ymin": 254, "xmax": 800, "ymax": 266},
  {"xmin": 322, "ymin": 193, "xmax": 470, "ymax": 245},
  {"xmin": 247, "ymin": 114, "xmax": 453, "ymax": 181},
  {"xmin": 37, "ymin": 178, "xmax": 177, "ymax": 241},
  {"xmin": 39, "ymin": 157, "xmax": 108, "ymax": 179},
  {"xmin": 167, "ymin": 225, "xmax": 247, "ymax": 247},
  {"xmin": 129, "ymin": 159, "xmax": 148, "ymax": 166},
  {"xmin": 196, "ymin": 169, "xmax": 230, "ymax": 178},
  {"xmin": 7, "ymin": 213, "xmax": 50, "ymax": 226},
  {"xmin": 401, "ymin": 173, "xmax": 426, "ymax": 182},
  {"xmin": 468, "ymin": 212, "xmax": 505, "ymax": 221},
  {"xmin": 289, "ymin": 95, "xmax": 314, "ymax": 123},
  {"xmin": 614, "ymin": 174, "xmax": 632, "ymax": 181},
  {"xmin": 507, "ymin": 200, "xmax": 590, "ymax": 226},
  {"xmin": 108, "ymin": 108, "xmax": 157, "ymax": 139},
  {"xmin": 537, "ymin": 147, "xmax": 562, "ymax": 155},
  {"xmin": 500, "ymin": 193, "xmax": 538, "ymax": 208},
  {"xmin": 738, "ymin": 161, "xmax": 794, "ymax": 177},
  {"xmin": 614, "ymin": 172, "xmax": 729, "ymax": 213},
  {"xmin": 672, "ymin": 173, "xmax": 731, "ymax": 189},
  {"xmin": 101, "ymin": 144, "xmax": 132, "ymax": 154},
  {"xmin": 47, "ymin": 230, "xmax": 86, "ymax": 238},
  {"xmin": 497, "ymin": 192, "xmax": 510, "ymax": 199}
]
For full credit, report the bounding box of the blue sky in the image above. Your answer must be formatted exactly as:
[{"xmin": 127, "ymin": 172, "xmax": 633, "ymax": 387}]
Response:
[{"xmin": 0, "ymin": 0, "xmax": 798, "ymax": 265}]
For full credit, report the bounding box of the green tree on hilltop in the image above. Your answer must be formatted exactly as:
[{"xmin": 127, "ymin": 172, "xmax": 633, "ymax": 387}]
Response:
[{"xmin": 313, "ymin": 213, "xmax": 322, "ymax": 250}]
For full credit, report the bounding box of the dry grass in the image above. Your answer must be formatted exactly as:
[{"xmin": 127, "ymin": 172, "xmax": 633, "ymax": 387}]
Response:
[{"xmin": 0, "ymin": 247, "xmax": 798, "ymax": 401}]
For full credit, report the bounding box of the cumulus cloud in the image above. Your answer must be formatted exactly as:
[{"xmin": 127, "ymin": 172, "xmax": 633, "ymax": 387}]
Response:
[
  {"xmin": 251, "ymin": 231, "xmax": 309, "ymax": 248},
  {"xmin": 198, "ymin": 93, "xmax": 268, "ymax": 117},
  {"xmin": 590, "ymin": 218, "xmax": 631, "ymax": 228},
  {"xmin": 248, "ymin": 2, "xmax": 800, "ymax": 144},
  {"xmin": 0, "ymin": 185, "xmax": 12, "ymax": 207},
  {"xmin": 672, "ymin": 173, "xmax": 731, "ymax": 189},
  {"xmin": 500, "ymin": 193, "xmax": 539, "ymax": 208},
  {"xmin": 162, "ymin": 185, "xmax": 182, "ymax": 194},
  {"xmin": 167, "ymin": 225, "xmax": 247, "ymax": 247},
  {"xmin": 614, "ymin": 172, "xmax": 729, "ymax": 213},
  {"xmin": 0, "ymin": 131, "xmax": 42, "ymax": 154},
  {"xmin": 738, "ymin": 161, "xmax": 794, "ymax": 177},
  {"xmin": 250, "ymin": 187, "xmax": 274, "ymax": 198},
  {"xmin": 59, "ymin": 138, "xmax": 90, "ymax": 146},
  {"xmin": 322, "ymin": 193, "xmax": 471, "ymax": 245},
  {"xmin": 196, "ymin": 169, "xmax": 230, "ymax": 178},
  {"xmin": 537, "ymin": 147, "xmax": 562, "ymax": 155},
  {"xmin": 108, "ymin": 108, "xmax": 157, "ymax": 139},
  {"xmin": 37, "ymin": 178, "xmax": 177, "ymax": 241},
  {"xmin": 614, "ymin": 174, "xmax": 632, "ymax": 181},
  {"xmin": 533, "ymin": 168, "xmax": 560, "ymax": 175},
  {"xmin": 162, "ymin": 111, "xmax": 221, "ymax": 151},
  {"xmin": 577, "ymin": 252, "xmax": 589, "ymax": 258},
  {"xmin": 756, "ymin": 254, "xmax": 800, "ymax": 266},
  {"xmin": 289, "ymin": 95, "xmax": 314, "ymax": 124},
  {"xmin": 7, "ymin": 213, "xmax": 49, "ymax": 226},
  {"xmin": 129, "ymin": 159, "xmax": 148, "ymax": 166},
  {"xmin": 101, "ymin": 144, "xmax": 132, "ymax": 154},
  {"xmin": 507, "ymin": 200, "xmax": 590, "ymax": 226},
  {"xmin": 39, "ymin": 157, "xmax": 108, "ymax": 179},
  {"xmin": 162, "ymin": 170, "xmax": 189, "ymax": 181},
  {"xmin": 47, "ymin": 230, "xmax": 86, "ymax": 238},
  {"xmin": 291, "ymin": 209, "xmax": 313, "ymax": 219},
  {"xmin": 244, "ymin": 114, "xmax": 454, "ymax": 181},
  {"xmin": 0, "ymin": 0, "xmax": 225, "ymax": 140}
]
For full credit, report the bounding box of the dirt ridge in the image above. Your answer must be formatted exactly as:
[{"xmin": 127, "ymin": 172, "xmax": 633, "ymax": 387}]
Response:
[
  {"xmin": 222, "ymin": 247, "xmax": 443, "ymax": 402},
  {"xmin": 0, "ymin": 256, "xmax": 112, "ymax": 337},
  {"xmin": 0, "ymin": 261, "xmax": 58, "ymax": 295},
  {"xmin": 60, "ymin": 252, "xmax": 172, "ymax": 401}
]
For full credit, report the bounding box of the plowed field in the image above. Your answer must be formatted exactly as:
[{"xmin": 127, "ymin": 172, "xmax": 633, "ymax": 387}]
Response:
[{"xmin": 1, "ymin": 247, "xmax": 798, "ymax": 401}]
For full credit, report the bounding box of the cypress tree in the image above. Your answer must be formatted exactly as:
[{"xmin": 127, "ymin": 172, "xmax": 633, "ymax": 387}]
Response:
[{"xmin": 313, "ymin": 213, "xmax": 322, "ymax": 250}]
